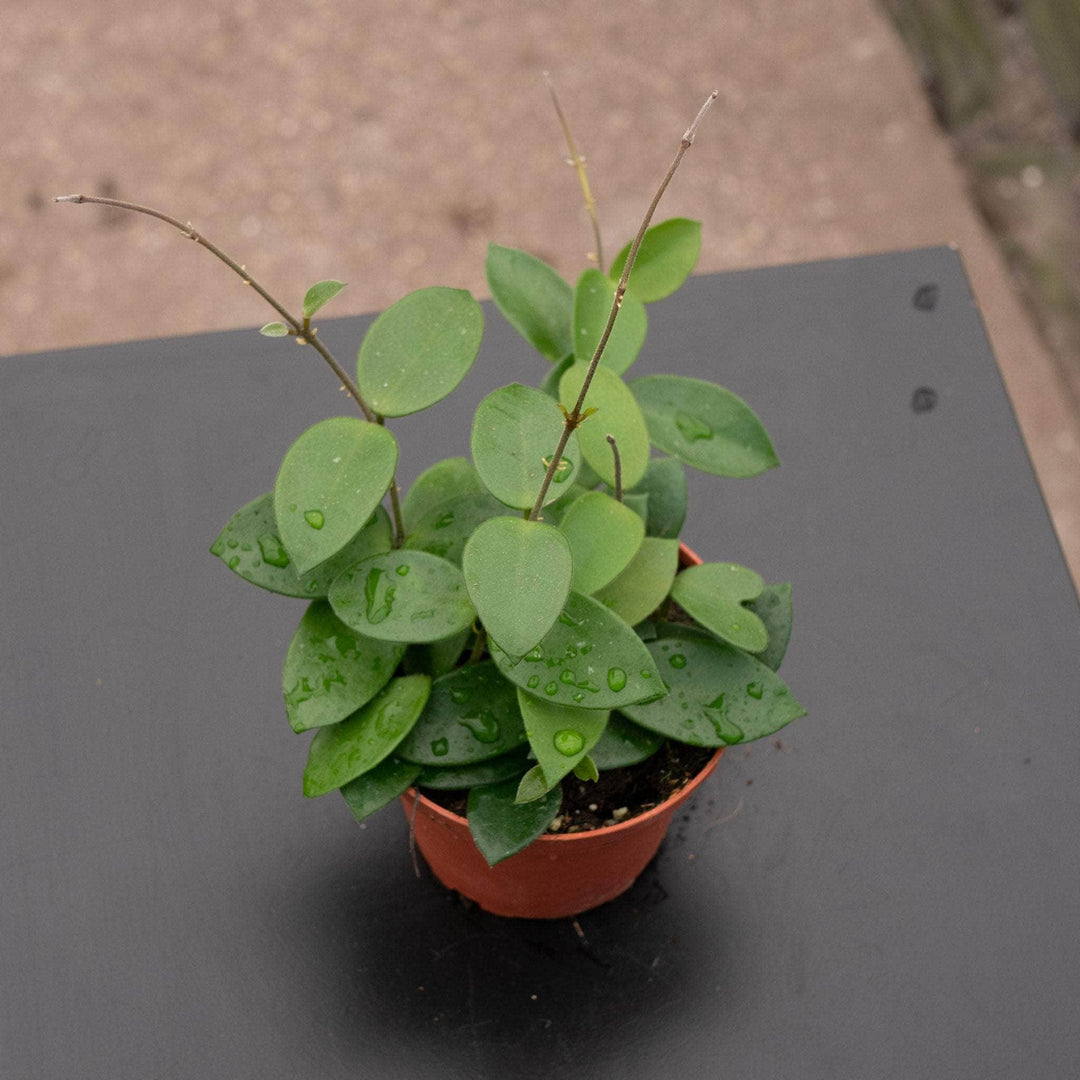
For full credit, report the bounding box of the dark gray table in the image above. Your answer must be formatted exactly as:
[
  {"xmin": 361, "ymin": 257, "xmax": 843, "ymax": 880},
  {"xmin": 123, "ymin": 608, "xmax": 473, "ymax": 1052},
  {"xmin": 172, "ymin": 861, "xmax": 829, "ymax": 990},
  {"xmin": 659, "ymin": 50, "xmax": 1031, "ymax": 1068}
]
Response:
[{"xmin": 3, "ymin": 250, "xmax": 1078, "ymax": 1079}]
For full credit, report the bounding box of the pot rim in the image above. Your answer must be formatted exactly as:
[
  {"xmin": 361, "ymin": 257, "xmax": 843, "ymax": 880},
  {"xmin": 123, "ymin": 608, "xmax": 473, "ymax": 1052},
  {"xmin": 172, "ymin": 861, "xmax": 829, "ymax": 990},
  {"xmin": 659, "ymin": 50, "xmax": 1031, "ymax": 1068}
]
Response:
[{"xmin": 402, "ymin": 540, "xmax": 713, "ymax": 845}]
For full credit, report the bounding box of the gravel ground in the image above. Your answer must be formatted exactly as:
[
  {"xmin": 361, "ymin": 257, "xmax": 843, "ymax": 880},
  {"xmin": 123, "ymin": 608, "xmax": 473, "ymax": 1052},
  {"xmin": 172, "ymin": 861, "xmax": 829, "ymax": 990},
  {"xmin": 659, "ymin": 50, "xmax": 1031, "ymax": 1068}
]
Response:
[{"xmin": 3, "ymin": 0, "xmax": 1078, "ymax": 584}]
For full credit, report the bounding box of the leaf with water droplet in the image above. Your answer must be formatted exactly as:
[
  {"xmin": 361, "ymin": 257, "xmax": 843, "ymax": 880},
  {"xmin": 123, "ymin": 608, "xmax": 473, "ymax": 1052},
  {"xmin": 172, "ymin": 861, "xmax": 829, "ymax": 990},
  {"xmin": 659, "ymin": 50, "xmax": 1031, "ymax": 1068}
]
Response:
[
  {"xmin": 467, "ymin": 775, "xmax": 562, "ymax": 866},
  {"xmin": 486, "ymin": 244, "xmax": 573, "ymax": 362},
  {"xmin": 356, "ymin": 286, "xmax": 483, "ymax": 416},
  {"xmin": 589, "ymin": 713, "xmax": 664, "ymax": 769},
  {"xmin": 630, "ymin": 375, "xmax": 779, "ymax": 478},
  {"xmin": 282, "ymin": 600, "xmax": 407, "ymax": 732},
  {"xmin": 626, "ymin": 456, "xmax": 687, "ymax": 538},
  {"xmin": 515, "ymin": 689, "xmax": 608, "ymax": 800},
  {"xmin": 671, "ymin": 562, "xmax": 769, "ymax": 652},
  {"xmin": 401, "ymin": 456, "xmax": 486, "ymax": 533},
  {"xmin": 557, "ymin": 490, "xmax": 644, "ymax": 595},
  {"xmin": 274, "ymin": 417, "xmax": 398, "ymax": 576},
  {"xmin": 328, "ymin": 550, "xmax": 475, "ymax": 643},
  {"xmin": 302, "ymin": 674, "xmax": 431, "ymax": 797},
  {"xmin": 593, "ymin": 537, "xmax": 680, "ymax": 627},
  {"xmin": 470, "ymin": 383, "xmax": 581, "ymax": 510},
  {"xmin": 622, "ymin": 630, "xmax": 805, "ymax": 747},
  {"xmin": 461, "ymin": 516, "xmax": 572, "ymax": 661},
  {"xmin": 559, "ymin": 363, "xmax": 650, "ymax": 489},
  {"xmin": 491, "ymin": 591, "xmax": 662, "ymax": 709},
  {"xmin": 339, "ymin": 755, "xmax": 420, "ymax": 823},
  {"xmin": 211, "ymin": 492, "xmax": 391, "ymax": 598},
  {"xmin": 405, "ymin": 491, "xmax": 508, "ymax": 566},
  {"xmin": 608, "ymin": 218, "xmax": 702, "ymax": 302},
  {"xmin": 416, "ymin": 745, "xmax": 532, "ymax": 790},
  {"xmin": 396, "ymin": 661, "xmax": 527, "ymax": 765},
  {"xmin": 302, "ymin": 279, "xmax": 346, "ymax": 319},
  {"xmin": 572, "ymin": 267, "xmax": 647, "ymax": 375}
]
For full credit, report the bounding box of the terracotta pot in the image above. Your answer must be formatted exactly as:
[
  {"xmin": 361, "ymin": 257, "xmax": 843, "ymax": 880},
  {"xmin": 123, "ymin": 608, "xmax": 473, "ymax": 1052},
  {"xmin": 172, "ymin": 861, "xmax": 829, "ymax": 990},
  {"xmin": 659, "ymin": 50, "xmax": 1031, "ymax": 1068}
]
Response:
[{"xmin": 400, "ymin": 543, "xmax": 720, "ymax": 919}]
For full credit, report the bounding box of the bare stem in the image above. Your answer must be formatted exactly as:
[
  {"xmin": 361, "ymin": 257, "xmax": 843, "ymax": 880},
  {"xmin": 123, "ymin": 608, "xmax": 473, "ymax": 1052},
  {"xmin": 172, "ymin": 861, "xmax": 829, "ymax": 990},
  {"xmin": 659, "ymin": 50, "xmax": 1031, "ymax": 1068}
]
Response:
[
  {"xmin": 387, "ymin": 478, "xmax": 406, "ymax": 548},
  {"xmin": 605, "ymin": 433, "xmax": 623, "ymax": 501},
  {"xmin": 528, "ymin": 90, "xmax": 718, "ymax": 521},
  {"xmin": 54, "ymin": 194, "xmax": 376, "ymax": 423},
  {"xmin": 468, "ymin": 625, "xmax": 487, "ymax": 664},
  {"xmin": 545, "ymin": 71, "xmax": 603, "ymax": 268}
]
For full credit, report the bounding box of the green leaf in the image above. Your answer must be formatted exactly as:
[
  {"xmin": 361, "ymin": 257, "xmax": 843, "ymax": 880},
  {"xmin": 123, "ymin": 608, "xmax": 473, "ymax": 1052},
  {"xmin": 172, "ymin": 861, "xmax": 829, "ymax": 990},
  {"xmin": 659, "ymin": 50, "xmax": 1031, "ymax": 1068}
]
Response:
[
  {"xmin": 282, "ymin": 601, "xmax": 406, "ymax": 732},
  {"xmin": 557, "ymin": 491, "xmax": 644, "ymax": 595},
  {"xmin": 572, "ymin": 755, "xmax": 599, "ymax": 782},
  {"xmin": 746, "ymin": 583, "xmax": 794, "ymax": 672},
  {"xmin": 515, "ymin": 765, "xmax": 550, "ymax": 804},
  {"xmin": 303, "ymin": 674, "xmax": 431, "ymax": 797},
  {"xmin": 559, "ymin": 364, "xmax": 650, "ymax": 489},
  {"xmin": 396, "ymin": 661, "xmax": 527, "ymax": 765},
  {"xmin": 470, "ymin": 383, "xmax": 581, "ymax": 510},
  {"xmin": 572, "ymin": 268, "xmax": 648, "ymax": 375},
  {"xmin": 416, "ymin": 746, "xmax": 532, "ymax": 790},
  {"xmin": 401, "ymin": 457, "xmax": 485, "ymax": 534},
  {"xmin": 539, "ymin": 352, "xmax": 575, "ymax": 398},
  {"xmin": 589, "ymin": 713, "xmax": 664, "ymax": 769},
  {"xmin": 670, "ymin": 563, "xmax": 769, "ymax": 653},
  {"xmin": 273, "ymin": 417, "xmax": 398, "ymax": 577},
  {"xmin": 328, "ymin": 550, "xmax": 475, "ymax": 643},
  {"xmin": 296, "ymin": 506, "xmax": 394, "ymax": 596},
  {"xmin": 621, "ymin": 492, "xmax": 649, "ymax": 526},
  {"xmin": 627, "ymin": 456, "xmax": 687, "ymax": 538},
  {"xmin": 592, "ymin": 537, "xmax": 680, "ymax": 627},
  {"xmin": 339, "ymin": 756, "xmax": 420, "ymax": 823},
  {"xmin": 259, "ymin": 321, "xmax": 289, "ymax": 337},
  {"xmin": 302, "ymin": 279, "xmax": 346, "ymax": 319},
  {"xmin": 356, "ymin": 286, "xmax": 483, "ymax": 417},
  {"xmin": 401, "ymin": 627, "xmax": 473, "ymax": 679},
  {"xmin": 543, "ymin": 481, "xmax": 591, "ymax": 525},
  {"xmin": 490, "ymin": 591, "xmax": 663, "ymax": 709},
  {"xmin": 485, "ymin": 244, "xmax": 573, "ymax": 361},
  {"xmin": 462, "ymin": 516, "xmax": 573, "ymax": 660},
  {"xmin": 516, "ymin": 689, "xmax": 608, "ymax": 799},
  {"xmin": 629, "ymin": 375, "xmax": 779, "ymax": 478},
  {"xmin": 622, "ymin": 631, "xmax": 805, "ymax": 747},
  {"xmin": 405, "ymin": 491, "xmax": 508, "ymax": 566},
  {"xmin": 608, "ymin": 218, "xmax": 701, "ymax": 302},
  {"xmin": 467, "ymin": 776, "xmax": 562, "ymax": 866}
]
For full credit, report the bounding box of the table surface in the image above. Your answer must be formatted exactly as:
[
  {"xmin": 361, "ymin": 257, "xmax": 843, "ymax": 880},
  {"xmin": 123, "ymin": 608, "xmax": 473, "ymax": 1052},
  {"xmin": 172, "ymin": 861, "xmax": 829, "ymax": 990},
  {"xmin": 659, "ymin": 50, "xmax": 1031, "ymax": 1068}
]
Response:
[{"xmin": 3, "ymin": 249, "xmax": 1079, "ymax": 1080}]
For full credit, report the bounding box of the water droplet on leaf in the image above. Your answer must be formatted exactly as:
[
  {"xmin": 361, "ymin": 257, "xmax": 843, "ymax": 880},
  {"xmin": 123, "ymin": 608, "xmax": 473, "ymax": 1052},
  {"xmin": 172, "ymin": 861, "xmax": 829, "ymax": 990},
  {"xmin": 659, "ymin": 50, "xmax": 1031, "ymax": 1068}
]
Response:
[
  {"xmin": 258, "ymin": 533, "xmax": 290, "ymax": 568},
  {"xmin": 395, "ymin": 564, "xmax": 410, "ymax": 576},
  {"xmin": 675, "ymin": 412, "xmax": 713, "ymax": 442},
  {"xmin": 607, "ymin": 667, "xmax": 627, "ymax": 692},
  {"xmin": 553, "ymin": 730, "xmax": 585, "ymax": 756},
  {"xmin": 458, "ymin": 709, "xmax": 500, "ymax": 743},
  {"xmin": 304, "ymin": 510, "xmax": 325, "ymax": 529},
  {"xmin": 747, "ymin": 682, "xmax": 764, "ymax": 700},
  {"xmin": 544, "ymin": 682, "xmax": 559, "ymax": 696},
  {"xmin": 431, "ymin": 737, "xmax": 449, "ymax": 757},
  {"xmin": 669, "ymin": 654, "xmax": 687, "ymax": 669}
]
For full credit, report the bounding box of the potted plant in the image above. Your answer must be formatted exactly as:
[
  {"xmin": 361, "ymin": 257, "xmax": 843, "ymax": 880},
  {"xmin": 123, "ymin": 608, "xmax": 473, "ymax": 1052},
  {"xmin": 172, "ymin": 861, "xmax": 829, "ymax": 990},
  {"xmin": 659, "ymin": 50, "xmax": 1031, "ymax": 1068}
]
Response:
[{"xmin": 58, "ymin": 90, "xmax": 805, "ymax": 919}]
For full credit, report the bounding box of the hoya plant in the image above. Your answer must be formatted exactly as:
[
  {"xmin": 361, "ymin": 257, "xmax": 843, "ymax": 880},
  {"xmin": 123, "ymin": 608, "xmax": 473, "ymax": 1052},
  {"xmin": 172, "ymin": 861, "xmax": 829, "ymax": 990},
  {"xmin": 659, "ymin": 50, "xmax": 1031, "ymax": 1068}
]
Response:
[{"xmin": 58, "ymin": 91, "xmax": 804, "ymax": 867}]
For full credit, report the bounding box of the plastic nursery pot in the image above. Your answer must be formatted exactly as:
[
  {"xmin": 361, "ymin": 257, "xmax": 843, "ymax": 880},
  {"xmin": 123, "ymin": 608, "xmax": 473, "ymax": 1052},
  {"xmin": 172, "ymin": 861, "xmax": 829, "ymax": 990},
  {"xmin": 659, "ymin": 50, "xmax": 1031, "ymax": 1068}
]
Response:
[{"xmin": 400, "ymin": 543, "xmax": 724, "ymax": 920}]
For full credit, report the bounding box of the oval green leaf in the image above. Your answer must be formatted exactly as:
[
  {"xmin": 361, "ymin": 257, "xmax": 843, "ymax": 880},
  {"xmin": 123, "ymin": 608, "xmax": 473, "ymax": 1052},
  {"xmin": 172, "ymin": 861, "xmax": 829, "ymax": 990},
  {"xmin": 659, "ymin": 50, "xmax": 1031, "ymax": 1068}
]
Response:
[
  {"xmin": 557, "ymin": 491, "xmax": 644, "ymax": 595},
  {"xmin": 627, "ymin": 456, "xmax": 687, "ymax": 538},
  {"xmin": 471, "ymin": 383, "xmax": 580, "ymax": 510},
  {"xmin": 462, "ymin": 516, "xmax": 573, "ymax": 661},
  {"xmin": 405, "ymin": 490, "xmax": 508, "ymax": 565},
  {"xmin": 302, "ymin": 674, "xmax": 431, "ymax": 797},
  {"xmin": 746, "ymin": 582, "xmax": 794, "ymax": 672},
  {"xmin": 485, "ymin": 244, "xmax": 573, "ymax": 361},
  {"xmin": 589, "ymin": 713, "xmax": 664, "ymax": 769},
  {"xmin": 622, "ymin": 632, "xmax": 805, "ymax": 747},
  {"xmin": 670, "ymin": 562, "xmax": 768, "ymax": 653},
  {"xmin": 282, "ymin": 601, "xmax": 407, "ymax": 732},
  {"xmin": 490, "ymin": 591, "xmax": 662, "ymax": 709},
  {"xmin": 340, "ymin": 756, "xmax": 420, "ymax": 823},
  {"xmin": 416, "ymin": 746, "xmax": 532, "ymax": 790},
  {"xmin": 396, "ymin": 661, "xmax": 527, "ymax": 766},
  {"xmin": 559, "ymin": 364, "xmax": 650, "ymax": 490},
  {"xmin": 260, "ymin": 321, "xmax": 289, "ymax": 337},
  {"xmin": 302, "ymin": 279, "xmax": 346, "ymax": 319},
  {"xmin": 467, "ymin": 775, "xmax": 562, "ymax": 866},
  {"xmin": 608, "ymin": 218, "xmax": 701, "ymax": 303},
  {"xmin": 273, "ymin": 417, "xmax": 398, "ymax": 577},
  {"xmin": 401, "ymin": 456, "xmax": 485, "ymax": 533},
  {"xmin": 328, "ymin": 550, "xmax": 475, "ymax": 643},
  {"xmin": 629, "ymin": 374, "xmax": 779, "ymax": 478},
  {"xmin": 572, "ymin": 268, "xmax": 648, "ymax": 375},
  {"xmin": 516, "ymin": 690, "xmax": 608, "ymax": 800},
  {"xmin": 592, "ymin": 537, "xmax": 680, "ymax": 627},
  {"xmin": 539, "ymin": 352, "xmax": 575, "ymax": 399},
  {"xmin": 356, "ymin": 286, "xmax": 483, "ymax": 417}
]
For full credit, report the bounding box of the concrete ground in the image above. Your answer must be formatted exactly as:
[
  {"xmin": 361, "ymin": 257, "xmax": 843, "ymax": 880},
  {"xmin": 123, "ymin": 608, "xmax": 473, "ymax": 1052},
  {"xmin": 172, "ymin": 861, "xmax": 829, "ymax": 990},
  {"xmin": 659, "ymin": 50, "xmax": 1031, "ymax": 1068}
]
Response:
[{"xmin": 3, "ymin": 0, "xmax": 1078, "ymax": 589}]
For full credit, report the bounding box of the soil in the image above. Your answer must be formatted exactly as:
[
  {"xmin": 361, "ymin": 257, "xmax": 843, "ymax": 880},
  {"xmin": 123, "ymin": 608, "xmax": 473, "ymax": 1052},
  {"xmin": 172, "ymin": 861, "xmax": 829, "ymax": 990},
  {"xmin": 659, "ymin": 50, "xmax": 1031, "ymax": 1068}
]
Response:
[{"xmin": 420, "ymin": 739, "xmax": 716, "ymax": 833}]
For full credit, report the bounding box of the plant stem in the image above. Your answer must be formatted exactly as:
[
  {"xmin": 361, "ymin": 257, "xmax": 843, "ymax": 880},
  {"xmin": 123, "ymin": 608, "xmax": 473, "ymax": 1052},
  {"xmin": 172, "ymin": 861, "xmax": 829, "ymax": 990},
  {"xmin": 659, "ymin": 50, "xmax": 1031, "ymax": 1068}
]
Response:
[
  {"xmin": 544, "ymin": 71, "xmax": 603, "ymax": 268},
  {"xmin": 468, "ymin": 625, "xmax": 487, "ymax": 664},
  {"xmin": 528, "ymin": 90, "xmax": 717, "ymax": 522},
  {"xmin": 605, "ymin": 433, "xmax": 623, "ymax": 502},
  {"xmin": 374, "ymin": 413, "xmax": 407, "ymax": 548},
  {"xmin": 54, "ymin": 194, "xmax": 377, "ymax": 424}
]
